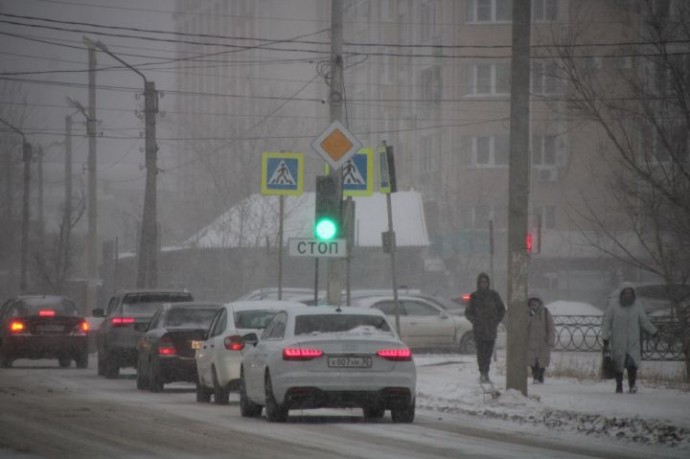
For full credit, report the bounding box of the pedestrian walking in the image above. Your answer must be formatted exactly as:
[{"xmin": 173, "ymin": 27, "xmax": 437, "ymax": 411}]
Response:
[
  {"xmin": 602, "ymin": 282, "xmax": 658, "ymax": 393},
  {"xmin": 465, "ymin": 272, "xmax": 506, "ymax": 383},
  {"xmin": 526, "ymin": 297, "xmax": 555, "ymax": 384}
]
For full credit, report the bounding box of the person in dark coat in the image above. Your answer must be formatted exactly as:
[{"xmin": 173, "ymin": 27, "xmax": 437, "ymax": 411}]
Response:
[
  {"xmin": 526, "ymin": 297, "xmax": 555, "ymax": 384},
  {"xmin": 602, "ymin": 282, "xmax": 658, "ymax": 393},
  {"xmin": 465, "ymin": 272, "xmax": 506, "ymax": 383}
]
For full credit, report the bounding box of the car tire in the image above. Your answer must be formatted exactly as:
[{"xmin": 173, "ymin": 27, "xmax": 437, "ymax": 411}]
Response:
[
  {"xmin": 0, "ymin": 349, "xmax": 13, "ymax": 368},
  {"xmin": 459, "ymin": 333, "xmax": 476, "ymax": 354},
  {"xmin": 362, "ymin": 406, "xmax": 385, "ymax": 420},
  {"xmin": 264, "ymin": 371, "xmax": 288, "ymax": 422},
  {"xmin": 212, "ymin": 367, "xmax": 229, "ymax": 405},
  {"xmin": 75, "ymin": 351, "xmax": 89, "ymax": 369},
  {"xmin": 137, "ymin": 358, "xmax": 150, "ymax": 390},
  {"xmin": 104, "ymin": 356, "xmax": 119, "ymax": 379},
  {"xmin": 391, "ymin": 399, "xmax": 415, "ymax": 423},
  {"xmin": 196, "ymin": 377, "xmax": 211, "ymax": 403},
  {"xmin": 149, "ymin": 360, "xmax": 164, "ymax": 393},
  {"xmin": 239, "ymin": 368, "xmax": 262, "ymax": 417},
  {"xmin": 58, "ymin": 356, "xmax": 71, "ymax": 368}
]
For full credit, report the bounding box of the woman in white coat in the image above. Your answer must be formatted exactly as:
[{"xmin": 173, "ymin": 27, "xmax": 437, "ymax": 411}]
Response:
[{"xmin": 602, "ymin": 282, "xmax": 658, "ymax": 393}]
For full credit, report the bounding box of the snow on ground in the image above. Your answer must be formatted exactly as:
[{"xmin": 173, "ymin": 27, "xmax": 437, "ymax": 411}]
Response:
[{"xmin": 414, "ymin": 352, "xmax": 690, "ymax": 451}]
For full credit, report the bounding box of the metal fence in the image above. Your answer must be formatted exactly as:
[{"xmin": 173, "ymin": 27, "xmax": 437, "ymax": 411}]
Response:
[{"xmin": 552, "ymin": 315, "xmax": 687, "ymax": 361}]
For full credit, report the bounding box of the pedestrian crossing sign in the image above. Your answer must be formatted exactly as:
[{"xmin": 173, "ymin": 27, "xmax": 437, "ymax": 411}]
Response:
[
  {"xmin": 261, "ymin": 152, "xmax": 304, "ymax": 195},
  {"xmin": 325, "ymin": 147, "xmax": 374, "ymax": 197}
]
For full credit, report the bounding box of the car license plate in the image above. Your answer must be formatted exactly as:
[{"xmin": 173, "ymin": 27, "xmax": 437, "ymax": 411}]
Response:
[
  {"xmin": 327, "ymin": 356, "xmax": 372, "ymax": 368},
  {"xmin": 190, "ymin": 340, "xmax": 203, "ymax": 350},
  {"xmin": 37, "ymin": 324, "xmax": 65, "ymax": 333}
]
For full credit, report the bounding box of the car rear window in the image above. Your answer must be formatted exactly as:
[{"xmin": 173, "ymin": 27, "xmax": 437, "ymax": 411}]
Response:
[
  {"xmin": 165, "ymin": 308, "xmax": 218, "ymax": 328},
  {"xmin": 234, "ymin": 310, "xmax": 278, "ymax": 329},
  {"xmin": 19, "ymin": 298, "xmax": 80, "ymax": 316},
  {"xmin": 122, "ymin": 293, "xmax": 193, "ymax": 314},
  {"xmin": 294, "ymin": 314, "xmax": 392, "ymax": 336}
]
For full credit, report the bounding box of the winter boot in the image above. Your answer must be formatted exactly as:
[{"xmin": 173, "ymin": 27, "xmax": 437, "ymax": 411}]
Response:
[
  {"xmin": 615, "ymin": 372, "xmax": 624, "ymax": 394},
  {"xmin": 628, "ymin": 367, "xmax": 638, "ymax": 393},
  {"xmin": 531, "ymin": 366, "xmax": 539, "ymax": 384},
  {"xmin": 480, "ymin": 373, "xmax": 490, "ymax": 384},
  {"xmin": 538, "ymin": 367, "xmax": 545, "ymax": 384}
]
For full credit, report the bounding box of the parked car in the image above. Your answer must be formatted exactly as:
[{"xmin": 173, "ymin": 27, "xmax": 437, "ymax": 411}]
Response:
[
  {"xmin": 195, "ymin": 300, "xmax": 307, "ymax": 405},
  {"xmin": 94, "ymin": 289, "xmax": 194, "ymax": 378},
  {"xmin": 350, "ymin": 295, "xmax": 501, "ymax": 354},
  {"xmin": 0, "ymin": 295, "xmax": 89, "ymax": 368},
  {"xmin": 136, "ymin": 302, "xmax": 222, "ymax": 392},
  {"xmin": 240, "ymin": 306, "xmax": 416, "ymax": 423}
]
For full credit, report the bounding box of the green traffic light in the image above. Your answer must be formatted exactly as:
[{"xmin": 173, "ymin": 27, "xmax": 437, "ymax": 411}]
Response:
[{"xmin": 315, "ymin": 218, "xmax": 337, "ymax": 240}]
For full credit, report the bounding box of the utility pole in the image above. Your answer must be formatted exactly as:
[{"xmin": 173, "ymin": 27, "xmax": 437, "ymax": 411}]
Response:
[
  {"xmin": 326, "ymin": 0, "xmax": 345, "ymax": 306},
  {"xmin": 37, "ymin": 145, "xmax": 44, "ymax": 253},
  {"xmin": 85, "ymin": 39, "xmax": 100, "ymax": 312},
  {"xmin": 62, "ymin": 114, "xmax": 73, "ymax": 287},
  {"xmin": 505, "ymin": 0, "xmax": 532, "ymax": 396}
]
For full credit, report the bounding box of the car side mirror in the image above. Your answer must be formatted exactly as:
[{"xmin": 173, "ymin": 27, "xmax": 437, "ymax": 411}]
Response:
[
  {"xmin": 92, "ymin": 308, "xmax": 104, "ymax": 318},
  {"xmin": 242, "ymin": 332, "xmax": 259, "ymax": 347}
]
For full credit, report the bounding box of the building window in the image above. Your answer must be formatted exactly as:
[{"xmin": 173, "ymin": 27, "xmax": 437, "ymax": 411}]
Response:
[
  {"xmin": 532, "ymin": 135, "xmax": 557, "ymax": 166},
  {"xmin": 421, "ymin": 65, "xmax": 442, "ymax": 103},
  {"xmin": 532, "ymin": 0, "xmax": 558, "ymax": 21},
  {"xmin": 470, "ymin": 135, "xmax": 509, "ymax": 166},
  {"xmin": 460, "ymin": 205, "xmax": 507, "ymax": 229},
  {"xmin": 533, "ymin": 206, "xmax": 556, "ymax": 229},
  {"xmin": 466, "ymin": 62, "xmax": 511, "ymax": 96},
  {"xmin": 421, "ymin": 0, "xmax": 437, "ymax": 41},
  {"xmin": 466, "ymin": 0, "xmax": 513, "ymax": 23},
  {"xmin": 531, "ymin": 61, "xmax": 564, "ymax": 95}
]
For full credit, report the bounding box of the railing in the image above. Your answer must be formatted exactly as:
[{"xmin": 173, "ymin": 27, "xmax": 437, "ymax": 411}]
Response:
[{"xmin": 552, "ymin": 315, "xmax": 686, "ymax": 361}]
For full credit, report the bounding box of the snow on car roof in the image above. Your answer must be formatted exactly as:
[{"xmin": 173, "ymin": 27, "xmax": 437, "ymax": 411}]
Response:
[
  {"xmin": 545, "ymin": 301, "xmax": 604, "ymax": 316},
  {"xmin": 226, "ymin": 300, "xmax": 309, "ymax": 311}
]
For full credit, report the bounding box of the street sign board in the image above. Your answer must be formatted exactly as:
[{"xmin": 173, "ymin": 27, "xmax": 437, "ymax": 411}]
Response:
[
  {"xmin": 310, "ymin": 120, "xmax": 363, "ymax": 170},
  {"xmin": 325, "ymin": 147, "xmax": 374, "ymax": 197},
  {"xmin": 288, "ymin": 238, "xmax": 346, "ymax": 257},
  {"xmin": 261, "ymin": 152, "xmax": 304, "ymax": 195}
]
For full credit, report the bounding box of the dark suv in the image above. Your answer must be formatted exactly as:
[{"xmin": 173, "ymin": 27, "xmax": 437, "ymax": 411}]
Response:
[
  {"xmin": 94, "ymin": 289, "xmax": 193, "ymax": 378},
  {"xmin": 0, "ymin": 295, "xmax": 89, "ymax": 368}
]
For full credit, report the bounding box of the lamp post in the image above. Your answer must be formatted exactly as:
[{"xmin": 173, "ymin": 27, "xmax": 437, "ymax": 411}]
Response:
[
  {"xmin": 87, "ymin": 37, "xmax": 159, "ymax": 288},
  {"xmin": 0, "ymin": 117, "xmax": 32, "ymax": 293}
]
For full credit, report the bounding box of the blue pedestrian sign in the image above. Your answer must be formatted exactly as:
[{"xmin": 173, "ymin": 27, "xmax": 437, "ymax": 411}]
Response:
[
  {"xmin": 325, "ymin": 147, "xmax": 374, "ymax": 197},
  {"xmin": 261, "ymin": 152, "xmax": 304, "ymax": 196}
]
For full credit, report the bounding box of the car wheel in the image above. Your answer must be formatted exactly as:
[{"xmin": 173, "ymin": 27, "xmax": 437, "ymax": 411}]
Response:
[
  {"xmin": 58, "ymin": 356, "xmax": 71, "ymax": 368},
  {"xmin": 264, "ymin": 371, "xmax": 288, "ymax": 423},
  {"xmin": 239, "ymin": 368, "xmax": 262, "ymax": 417},
  {"xmin": 103, "ymin": 356, "xmax": 119, "ymax": 379},
  {"xmin": 212, "ymin": 367, "xmax": 229, "ymax": 405},
  {"xmin": 196, "ymin": 377, "xmax": 211, "ymax": 403},
  {"xmin": 136, "ymin": 358, "xmax": 150, "ymax": 390},
  {"xmin": 75, "ymin": 351, "xmax": 89, "ymax": 369},
  {"xmin": 362, "ymin": 406, "xmax": 385, "ymax": 420},
  {"xmin": 149, "ymin": 360, "xmax": 164, "ymax": 393},
  {"xmin": 459, "ymin": 333, "xmax": 476, "ymax": 354},
  {"xmin": 0, "ymin": 349, "xmax": 13, "ymax": 368},
  {"xmin": 391, "ymin": 399, "xmax": 415, "ymax": 423}
]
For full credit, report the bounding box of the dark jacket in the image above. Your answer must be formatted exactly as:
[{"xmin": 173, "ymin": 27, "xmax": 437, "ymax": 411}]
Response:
[{"xmin": 465, "ymin": 273, "xmax": 506, "ymax": 341}]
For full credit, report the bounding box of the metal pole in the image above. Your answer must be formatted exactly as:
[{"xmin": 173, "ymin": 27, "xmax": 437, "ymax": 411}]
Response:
[
  {"xmin": 37, "ymin": 145, "xmax": 44, "ymax": 254},
  {"xmin": 20, "ymin": 141, "xmax": 32, "ymax": 293},
  {"xmin": 63, "ymin": 115, "xmax": 73, "ymax": 282},
  {"xmin": 278, "ymin": 196, "xmax": 284, "ymax": 300},
  {"xmin": 85, "ymin": 43, "xmax": 99, "ymax": 311},
  {"xmin": 506, "ymin": 0, "xmax": 532, "ymax": 396},
  {"xmin": 327, "ymin": 0, "xmax": 345, "ymax": 306},
  {"xmin": 386, "ymin": 193, "xmax": 401, "ymax": 336}
]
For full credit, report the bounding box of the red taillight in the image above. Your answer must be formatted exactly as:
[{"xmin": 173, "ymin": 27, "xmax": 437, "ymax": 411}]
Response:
[
  {"xmin": 377, "ymin": 348, "xmax": 412, "ymax": 361},
  {"xmin": 282, "ymin": 347, "xmax": 323, "ymax": 361},
  {"xmin": 10, "ymin": 320, "xmax": 26, "ymax": 333},
  {"xmin": 71, "ymin": 321, "xmax": 89, "ymax": 335},
  {"xmin": 39, "ymin": 309, "xmax": 56, "ymax": 317},
  {"xmin": 81, "ymin": 321, "xmax": 90, "ymax": 332},
  {"xmin": 223, "ymin": 335, "xmax": 244, "ymax": 351},
  {"xmin": 158, "ymin": 337, "xmax": 177, "ymax": 356},
  {"xmin": 111, "ymin": 317, "xmax": 135, "ymax": 327}
]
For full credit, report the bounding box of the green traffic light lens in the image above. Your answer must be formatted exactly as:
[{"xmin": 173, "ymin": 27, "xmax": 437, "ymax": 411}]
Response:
[{"xmin": 315, "ymin": 218, "xmax": 337, "ymax": 240}]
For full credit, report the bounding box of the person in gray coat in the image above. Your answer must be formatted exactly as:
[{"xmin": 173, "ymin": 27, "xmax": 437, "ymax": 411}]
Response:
[
  {"xmin": 526, "ymin": 297, "xmax": 555, "ymax": 384},
  {"xmin": 602, "ymin": 282, "xmax": 658, "ymax": 393}
]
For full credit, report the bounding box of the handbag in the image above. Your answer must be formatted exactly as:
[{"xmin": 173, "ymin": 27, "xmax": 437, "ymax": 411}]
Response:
[{"xmin": 600, "ymin": 348, "xmax": 616, "ymax": 380}]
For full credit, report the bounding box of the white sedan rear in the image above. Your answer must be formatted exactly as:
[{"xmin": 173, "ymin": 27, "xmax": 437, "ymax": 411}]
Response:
[
  {"xmin": 240, "ymin": 306, "xmax": 416, "ymax": 423},
  {"xmin": 194, "ymin": 300, "xmax": 306, "ymax": 405}
]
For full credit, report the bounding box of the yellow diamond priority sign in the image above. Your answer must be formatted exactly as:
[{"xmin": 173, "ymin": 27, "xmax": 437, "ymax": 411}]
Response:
[{"xmin": 311, "ymin": 120, "xmax": 363, "ymax": 170}]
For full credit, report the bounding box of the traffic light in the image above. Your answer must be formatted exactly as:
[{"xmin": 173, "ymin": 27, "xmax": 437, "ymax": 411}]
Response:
[{"xmin": 314, "ymin": 175, "xmax": 341, "ymax": 241}]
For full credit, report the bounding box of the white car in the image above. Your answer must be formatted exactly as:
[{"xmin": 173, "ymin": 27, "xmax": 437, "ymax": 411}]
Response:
[
  {"xmin": 351, "ymin": 295, "xmax": 506, "ymax": 354},
  {"xmin": 194, "ymin": 300, "xmax": 307, "ymax": 404},
  {"xmin": 239, "ymin": 306, "xmax": 416, "ymax": 423}
]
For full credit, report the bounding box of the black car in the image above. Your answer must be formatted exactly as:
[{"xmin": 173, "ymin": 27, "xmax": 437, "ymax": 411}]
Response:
[
  {"xmin": 94, "ymin": 289, "xmax": 194, "ymax": 378},
  {"xmin": 136, "ymin": 302, "xmax": 221, "ymax": 392},
  {"xmin": 0, "ymin": 295, "xmax": 89, "ymax": 368}
]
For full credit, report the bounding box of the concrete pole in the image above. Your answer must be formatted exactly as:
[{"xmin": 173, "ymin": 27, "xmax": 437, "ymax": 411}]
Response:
[
  {"xmin": 63, "ymin": 115, "xmax": 73, "ymax": 285},
  {"xmin": 37, "ymin": 145, "xmax": 44, "ymax": 253},
  {"xmin": 505, "ymin": 0, "xmax": 532, "ymax": 396},
  {"xmin": 20, "ymin": 141, "xmax": 32, "ymax": 293},
  {"xmin": 86, "ymin": 43, "xmax": 99, "ymax": 311},
  {"xmin": 327, "ymin": 0, "xmax": 345, "ymax": 306}
]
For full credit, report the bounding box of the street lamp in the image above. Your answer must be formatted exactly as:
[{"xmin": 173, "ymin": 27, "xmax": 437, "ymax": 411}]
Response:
[
  {"xmin": 86, "ymin": 37, "xmax": 159, "ymax": 289},
  {"xmin": 0, "ymin": 117, "xmax": 32, "ymax": 293}
]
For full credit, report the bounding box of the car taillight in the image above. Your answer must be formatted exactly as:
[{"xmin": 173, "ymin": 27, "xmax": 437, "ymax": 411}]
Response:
[
  {"xmin": 158, "ymin": 336, "xmax": 177, "ymax": 356},
  {"xmin": 10, "ymin": 320, "xmax": 26, "ymax": 333},
  {"xmin": 282, "ymin": 347, "xmax": 323, "ymax": 361},
  {"xmin": 71, "ymin": 321, "xmax": 90, "ymax": 335},
  {"xmin": 39, "ymin": 309, "xmax": 56, "ymax": 317},
  {"xmin": 377, "ymin": 348, "xmax": 412, "ymax": 361},
  {"xmin": 111, "ymin": 317, "xmax": 135, "ymax": 327},
  {"xmin": 223, "ymin": 335, "xmax": 244, "ymax": 351}
]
